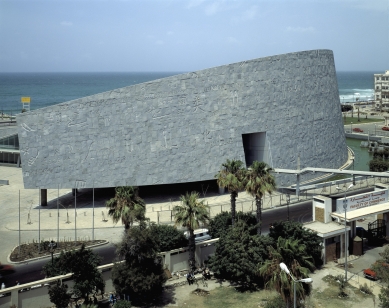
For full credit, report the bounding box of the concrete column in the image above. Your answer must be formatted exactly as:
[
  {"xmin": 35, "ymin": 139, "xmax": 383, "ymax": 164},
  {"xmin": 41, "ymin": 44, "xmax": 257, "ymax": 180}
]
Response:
[
  {"xmin": 163, "ymin": 252, "xmax": 171, "ymax": 272},
  {"xmin": 350, "ymin": 221, "xmax": 356, "ymax": 238},
  {"xmin": 296, "ymin": 174, "xmax": 300, "ymax": 199},
  {"xmin": 40, "ymin": 189, "xmax": 47, "ymax": 206},
  {"xmin": 11, "ymin": 289, "xmax": 18, "ymax": 307},
  {"xmin": 340, "ymin": 233, "xmax": 345, "ymax": 258},
  {"xmin": 384, "ymin": 212, "xmax": 389, "ymax": 237},
  {"xmin": 195, "ymin": 244, "xmax": 202, "ymax": 267}
]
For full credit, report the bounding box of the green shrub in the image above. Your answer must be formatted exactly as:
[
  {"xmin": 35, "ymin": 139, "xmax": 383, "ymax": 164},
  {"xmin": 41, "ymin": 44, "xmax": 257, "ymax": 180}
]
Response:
[
  {"xmin": 359, "ymin": 283, "xmax": 373, "ymax": 295},
  {"xmin": 263, "ymin": 294, "xmax": 285, "ymax": 308},
  {"xmin": 149, "ymin": 224, "xmax": 188, "ymax": 252},
  {"xmin": 208, "ymin": 211, "xmax": 257, "ymax": 238},
  {"xmin": 114, "ymin": 300, "xmax": 132, "ymax": 308}
]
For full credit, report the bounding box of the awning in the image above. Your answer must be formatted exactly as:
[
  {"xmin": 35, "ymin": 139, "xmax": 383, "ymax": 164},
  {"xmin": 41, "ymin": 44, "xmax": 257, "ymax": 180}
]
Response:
[{"xmin": 331, "ymin": 202, "xmax": 389, "ymax": 222}]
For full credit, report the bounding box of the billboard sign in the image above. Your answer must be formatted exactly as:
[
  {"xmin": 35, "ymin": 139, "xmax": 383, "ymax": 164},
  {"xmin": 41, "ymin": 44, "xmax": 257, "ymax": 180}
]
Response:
[
  {"xmin": 336, "ymin": 189, "xmax": 388, "ymax": 213},
  {"xmin": 21, "ymin": 97, "xmax": 30, "ymax": 103}
]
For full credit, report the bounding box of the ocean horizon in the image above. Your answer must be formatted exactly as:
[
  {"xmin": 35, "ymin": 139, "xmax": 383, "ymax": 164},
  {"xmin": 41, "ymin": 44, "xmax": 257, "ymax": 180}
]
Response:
[{"xmin": 0, "ymin": 70, "xmax": 377, "ymax": 115}]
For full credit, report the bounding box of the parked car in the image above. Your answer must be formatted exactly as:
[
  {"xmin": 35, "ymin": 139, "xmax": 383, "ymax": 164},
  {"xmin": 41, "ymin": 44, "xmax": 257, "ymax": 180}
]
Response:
[
  {"xmin": 0, "ymin": 263, "xmax": 15, "ymax": 276},
  {"xmin": 356, "ymin": 226, "xmax": 368, "ymax": 238},
  {"xmin": 353, "ymin": 127, "xmax": 363, "ymax": 132},
  {"xmin": 184, "ymin": 228, "xmax": 212, "ymax": 243},
  {"xmin": 363, "ymin": 268, "xmax": 378, "ymax": 280},
  {"xmin": 382, "ymin": 126, "xmax": 389, "ymax": 131}
]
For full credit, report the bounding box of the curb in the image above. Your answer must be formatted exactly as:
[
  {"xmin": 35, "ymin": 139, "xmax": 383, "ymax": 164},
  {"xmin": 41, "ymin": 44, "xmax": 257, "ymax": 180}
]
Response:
[{"xmin": 7, "ymin": 240, "xmax": 110, "ymax": 264}]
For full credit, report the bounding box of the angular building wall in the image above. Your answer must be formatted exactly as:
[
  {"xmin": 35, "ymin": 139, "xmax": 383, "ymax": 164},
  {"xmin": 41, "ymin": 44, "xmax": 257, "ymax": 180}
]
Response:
[{"xmin": 17, "ymin": 49, "xmax": 348, "ymax": 189}]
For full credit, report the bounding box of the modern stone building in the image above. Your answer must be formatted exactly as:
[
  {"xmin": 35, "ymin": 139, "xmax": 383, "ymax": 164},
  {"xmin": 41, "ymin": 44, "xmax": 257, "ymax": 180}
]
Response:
[{"xmin": 16, "ymin": 49, "xmax": 348, "ymax": 189}]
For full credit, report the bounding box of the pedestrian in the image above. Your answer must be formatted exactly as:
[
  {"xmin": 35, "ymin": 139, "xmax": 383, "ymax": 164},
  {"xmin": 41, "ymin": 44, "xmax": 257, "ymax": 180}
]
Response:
[{"xmin": 1, "ymin": 282, "xmax": 5, "ymax": 289}]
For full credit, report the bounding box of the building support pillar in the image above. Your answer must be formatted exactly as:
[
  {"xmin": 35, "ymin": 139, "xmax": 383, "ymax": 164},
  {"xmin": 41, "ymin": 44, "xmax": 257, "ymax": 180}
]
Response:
[
  {"xmin": 383, "ymin": 212, "xmax": 389, "ymax": 237},
  {"xmin": 40, "ymin": 189, "xmax": 47, "ymax": 207},
  {"xmin": 340, "ymin": 232, "xmax": 346, "ymax": 258}
]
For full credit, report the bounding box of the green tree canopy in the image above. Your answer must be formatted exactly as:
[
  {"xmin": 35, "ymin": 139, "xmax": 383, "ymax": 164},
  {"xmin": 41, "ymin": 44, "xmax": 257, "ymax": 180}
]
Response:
[
  {"xmin": 173, "ymin": 191, "xmax": 210, "ymax": 270},
  {"xmin": 112, "ymin": 225, "xmax": 167, "ymax": 305},
  {"xmin": 215, "ymin": 159, "xmax": 246, "ymax": 226},
  {"xmin": 43, "ymin": 245, "xmax": 104, "ymax": 303},
  {"xmin": 259, "ymin": 237, "xmax": 314, "ymax": 307},
  {"xmin": 149, "ymin": 223, "xmax": 188, "ymax": 252},
  {"xmin": 106, "ymin": 186, "xmax": 146, "ymax": 229},
  {"xmin": 208, "ymin": 220, "xmax": 272, "ymax": 288},
  {"xmin": 268, "ymin": 220, "xmax": 323, "ymax": 267},
  {"xmin": 208, "ymin": 211, "xmax": 258, "ymax": 238},
  {"xmin": 245, "ymin": 161, "xmax": 276, "ymax": 235},
  {"xmin": 48, "ymin": 280, "xmax": 71, "ymax": 308}
]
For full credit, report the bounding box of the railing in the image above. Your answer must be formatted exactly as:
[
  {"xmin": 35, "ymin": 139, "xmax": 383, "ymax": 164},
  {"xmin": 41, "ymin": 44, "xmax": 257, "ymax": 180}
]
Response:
[
  {"xmin": 146, "ymin": 175, "xmax": 387, "ymax": 225},
  {"xmin": 0, "ymin": 121, "xmax": 16, "ymax": 127}
]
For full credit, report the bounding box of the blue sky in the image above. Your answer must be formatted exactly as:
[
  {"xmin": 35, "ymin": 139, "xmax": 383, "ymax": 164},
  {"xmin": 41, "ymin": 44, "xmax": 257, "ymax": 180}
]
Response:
[{"xmin": 0, "ymin": 0, "xmax": 388, "ymax": 72}]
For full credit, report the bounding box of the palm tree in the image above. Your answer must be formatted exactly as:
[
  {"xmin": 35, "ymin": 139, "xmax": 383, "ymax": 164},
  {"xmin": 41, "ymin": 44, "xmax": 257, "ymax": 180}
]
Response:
[
  {"xmin": 244, "ymin": 161, "xmax": 276, "ymax": 235},
  {"xmin": 215, "ymin": 159, "xmax": 246, "ymax": 227},
  {"xmin": 106, "ymin": 186, "xmax": 146, "ymax": 230},
  {"xmin": 258, "ymin": 237, "xmax": 315, "ymax": 307},
  {"xmin": 173, "ymin": 191, "xmax": 210, "ymax": 271}
]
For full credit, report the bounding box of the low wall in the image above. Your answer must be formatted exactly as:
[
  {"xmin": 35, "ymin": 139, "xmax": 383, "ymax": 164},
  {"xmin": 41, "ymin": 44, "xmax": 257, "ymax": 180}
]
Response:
[{"xmin": 0, "ymin": 240, "xmax": 218, "ymax": 307}]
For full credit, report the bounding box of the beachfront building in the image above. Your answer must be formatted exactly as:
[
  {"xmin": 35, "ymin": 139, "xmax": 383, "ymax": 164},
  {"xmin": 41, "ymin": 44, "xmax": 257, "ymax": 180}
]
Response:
[
  {"xmin": 16, "ymin": 49, "xmax": 348, "ymax": 190},
  {"xmin": 374, "ymin": 70, "xmax": 389, "ymax": 112}
]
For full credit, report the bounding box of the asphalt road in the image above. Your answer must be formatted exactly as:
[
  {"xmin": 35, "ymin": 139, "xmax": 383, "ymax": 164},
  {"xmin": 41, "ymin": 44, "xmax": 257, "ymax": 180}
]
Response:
[{"xmin": 1, "ymin": 200, "xmax": 313, "ymax": 287}]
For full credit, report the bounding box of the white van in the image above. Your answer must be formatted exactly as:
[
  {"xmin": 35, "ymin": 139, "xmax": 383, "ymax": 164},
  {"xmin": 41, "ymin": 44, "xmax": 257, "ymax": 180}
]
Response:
[{"xmin": 184, "ymin": 228, "xmax": 211, "ymax": 243}]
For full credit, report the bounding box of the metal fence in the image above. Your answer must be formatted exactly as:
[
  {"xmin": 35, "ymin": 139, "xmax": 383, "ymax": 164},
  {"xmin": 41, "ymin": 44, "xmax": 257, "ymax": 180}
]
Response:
[{"xmin": 147, "ymin": 175, "xmax": 389, "ymax": 225}]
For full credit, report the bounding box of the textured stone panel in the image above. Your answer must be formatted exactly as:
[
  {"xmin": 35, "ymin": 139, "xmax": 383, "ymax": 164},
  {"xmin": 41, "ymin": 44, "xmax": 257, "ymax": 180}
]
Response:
[{"xmin": 17, "ymin": 49, "xmax": 348, "ymax": 189}]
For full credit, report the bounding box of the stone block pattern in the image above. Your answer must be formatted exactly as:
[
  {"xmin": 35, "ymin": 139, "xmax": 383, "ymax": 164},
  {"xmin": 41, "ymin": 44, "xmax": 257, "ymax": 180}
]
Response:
[{"xmin": 17, "ymin": 49, "xmax": 348, "ymax": 189}]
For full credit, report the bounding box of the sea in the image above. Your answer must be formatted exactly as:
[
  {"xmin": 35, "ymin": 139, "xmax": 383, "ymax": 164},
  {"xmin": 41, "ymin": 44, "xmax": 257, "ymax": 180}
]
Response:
[{"xmin": 0, "ymin": 71, "xmax": 376, "ymax": 115}]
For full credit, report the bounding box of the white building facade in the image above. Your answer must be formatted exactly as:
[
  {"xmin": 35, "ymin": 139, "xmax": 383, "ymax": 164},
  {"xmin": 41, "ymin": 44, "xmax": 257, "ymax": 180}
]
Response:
[{"xmin": 375, "ymin": 70, "xmax": 389, "ymax": 111}]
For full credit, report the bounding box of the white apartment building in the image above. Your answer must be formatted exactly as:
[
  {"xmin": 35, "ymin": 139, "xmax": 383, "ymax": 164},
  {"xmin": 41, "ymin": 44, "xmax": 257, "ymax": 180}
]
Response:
[{"xmin": 375, "ymin": 70, "xmax": 389, "ymax": 111}]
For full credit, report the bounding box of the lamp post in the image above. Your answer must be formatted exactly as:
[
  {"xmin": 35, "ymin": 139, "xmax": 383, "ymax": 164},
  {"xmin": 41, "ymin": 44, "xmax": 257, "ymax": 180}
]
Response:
[
  {"xmin": 336, "ymin": 184, "xmax": 354, "ymax": 283},
  {"xmin": 286, "ymin": 194, "xmax": 290, "ymax": 221},
  {"xmin": 279, "ymin": 262, "xmax": 312, "ymax": 308}
]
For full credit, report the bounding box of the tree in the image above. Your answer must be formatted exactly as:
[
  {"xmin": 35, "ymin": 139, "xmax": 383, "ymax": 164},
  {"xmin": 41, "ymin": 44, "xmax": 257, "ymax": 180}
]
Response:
[
  {"xmin": 43, "ymin": 244, "xmax": 105, "ymax": 303},
  {"xmin": 245, "ymin": 161, "xmax": 276, "ymax": 235},
  {"xmin": 268, "ymin": 220, "xmax": 323, "ymax": 267},
  {"xmin": 48, "ymin": 280, "xmax": 71, "ymax": 308},
  {"xmin": 208, "ymin": 211, "xmax": 257, "ymax": 238},
  {"xmin": 208, "ymin": 220, "xmax": 271, "ymax": 288},
  {"xmin": 258, "ymin": 237, "xmax": 314, "ymax": 307},
  {"xmin": 112, "ymin": 225, "xmax": 167, "ymax": 305},
  {"xmin": 173, "ymin": 191, "xmax": 210, "ymax": 270},
  {"xmin": 215, "ymin": 159, "xmax": 246, "ymax": 226},
  {"xmin": 149, "ymin": 223, "xmax": 188, "ymax": 252},
  {"xmin": 106, "ymin": 186, "xmax": 146, "ymax": 229}
]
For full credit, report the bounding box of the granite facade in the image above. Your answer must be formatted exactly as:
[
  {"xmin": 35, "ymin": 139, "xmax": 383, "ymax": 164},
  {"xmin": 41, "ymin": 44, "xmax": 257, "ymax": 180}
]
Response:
[{"xmin": 17, "ymin": 49, "xmax": 348, "ymax": 189}]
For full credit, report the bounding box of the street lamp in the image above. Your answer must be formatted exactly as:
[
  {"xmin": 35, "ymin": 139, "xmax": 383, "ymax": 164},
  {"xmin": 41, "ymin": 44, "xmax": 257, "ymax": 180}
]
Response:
[
  {"xmin": 336, "ymin": 184, "xmax": 353, "ymax": 283},
  {"xmin": 286, "ymin": 194, "xmax": 290, "ymax": 221},
  {"xmin": 279, "ymin": 262, "xmax": 312, "ymax": 308}
]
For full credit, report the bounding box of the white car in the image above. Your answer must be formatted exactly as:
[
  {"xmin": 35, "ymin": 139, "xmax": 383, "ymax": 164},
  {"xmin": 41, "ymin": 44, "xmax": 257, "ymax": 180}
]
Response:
[{"xmin": 184, "ymin": 228, "xmax": 211, "ymax": 243}]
